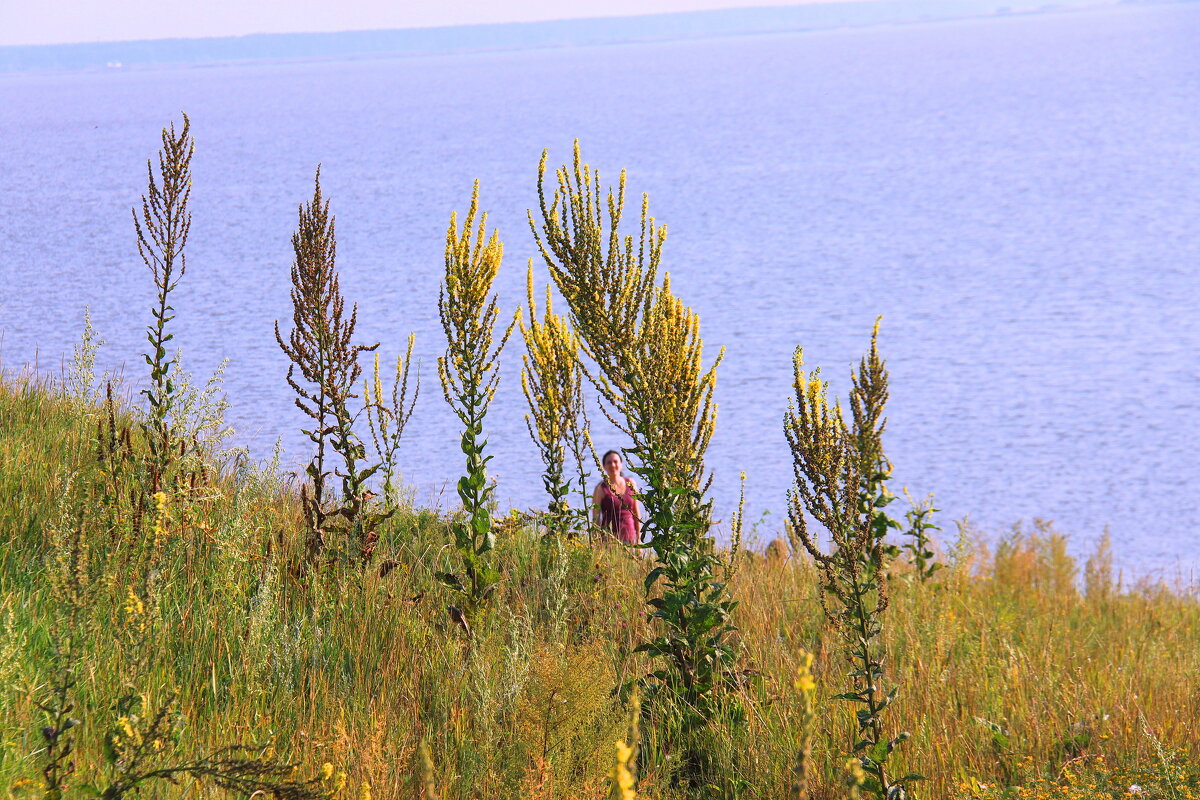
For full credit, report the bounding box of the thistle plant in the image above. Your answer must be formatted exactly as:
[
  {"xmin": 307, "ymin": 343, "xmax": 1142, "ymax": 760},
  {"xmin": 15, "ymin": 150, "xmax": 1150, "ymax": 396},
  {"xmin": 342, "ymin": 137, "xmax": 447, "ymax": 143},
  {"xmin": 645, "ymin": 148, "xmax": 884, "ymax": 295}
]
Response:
[
  {"xmin": 275, "ymin": 169, "xmax": 381, "ymax": 563},
  {"xmin": 519, "ymin": 262, "xmax": 587, "ymax": 537},
  {"xmin": 134, "ymin": 113, "xmax": 194, "ymax": 494},
  {"xmin": 531, "ymin": 144, "xmax": 736, "ymax": 756},
  {"xmin": 364, "ymin": 334, "xmax": 419, "ymax": 512},
  {"xmin": 436, "ymin": 181, "xmax": 516, "ymax": 613},
  {"xmin": 785, "ymin": 321, "xmax": 920, "ymax": 800}
]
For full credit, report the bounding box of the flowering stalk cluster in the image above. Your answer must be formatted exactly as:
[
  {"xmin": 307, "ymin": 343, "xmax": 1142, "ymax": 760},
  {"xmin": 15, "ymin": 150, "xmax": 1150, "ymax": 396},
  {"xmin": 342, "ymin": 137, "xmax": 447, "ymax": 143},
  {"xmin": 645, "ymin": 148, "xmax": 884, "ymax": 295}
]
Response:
[
  {"xmin": 532, "ymin": 144, "xmax": 737, "ymax": 776},
  {"xmin": 785, "ymin": 321, "xmax": 921, "ymax": 800},
  {"xmin": 364, "ymin": 335, "xmax": 419, "ymax": 512},
  {"xmin": 437, "ymin": 181, "xmax": 517, "ymax": 613},
  {"xmin": 519, "ymin": 263, "xmax": 588, "ymax": 536}
]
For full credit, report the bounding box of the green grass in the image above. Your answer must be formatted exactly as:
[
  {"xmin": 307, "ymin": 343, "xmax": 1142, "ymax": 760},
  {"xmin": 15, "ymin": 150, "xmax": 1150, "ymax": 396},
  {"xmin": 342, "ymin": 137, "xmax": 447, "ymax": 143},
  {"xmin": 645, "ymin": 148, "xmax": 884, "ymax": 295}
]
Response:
[{"xmin": 2, "ymin": 378, "xmax": 1199, "ymax": 800}]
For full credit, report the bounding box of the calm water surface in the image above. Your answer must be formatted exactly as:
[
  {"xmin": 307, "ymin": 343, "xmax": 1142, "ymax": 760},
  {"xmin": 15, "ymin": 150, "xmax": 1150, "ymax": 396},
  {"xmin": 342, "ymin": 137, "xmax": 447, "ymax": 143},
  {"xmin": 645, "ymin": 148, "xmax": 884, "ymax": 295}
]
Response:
[{"xmin": 2, "ymin": 4, "xmax": 1198, "ymax": 576}]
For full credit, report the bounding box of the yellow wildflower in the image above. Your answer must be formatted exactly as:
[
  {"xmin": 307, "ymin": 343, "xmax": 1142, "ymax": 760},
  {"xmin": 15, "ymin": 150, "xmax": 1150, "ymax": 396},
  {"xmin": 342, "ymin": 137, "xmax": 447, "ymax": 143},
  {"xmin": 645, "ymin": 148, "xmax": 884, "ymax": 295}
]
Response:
[
  {"xmin": 611, "ymin": 740, "xmax": 636, "ymax": 800},
  {"xmin": 123, "ymin": 589, "xmax": 145, "ymax": 617}
]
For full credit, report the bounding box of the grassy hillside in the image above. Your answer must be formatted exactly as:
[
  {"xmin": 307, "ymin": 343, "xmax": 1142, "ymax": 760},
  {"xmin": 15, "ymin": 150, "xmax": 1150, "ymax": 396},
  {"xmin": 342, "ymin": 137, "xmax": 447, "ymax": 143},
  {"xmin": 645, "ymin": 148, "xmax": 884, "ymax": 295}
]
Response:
[{"xmin": 1, "ymin": 376, "xmax": 1198, "ymax": 800}]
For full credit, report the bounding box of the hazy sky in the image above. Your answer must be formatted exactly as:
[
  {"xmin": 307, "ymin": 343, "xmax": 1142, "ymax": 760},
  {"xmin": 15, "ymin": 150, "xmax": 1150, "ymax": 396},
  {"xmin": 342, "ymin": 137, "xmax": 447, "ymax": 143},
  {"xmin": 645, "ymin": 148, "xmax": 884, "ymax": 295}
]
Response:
[{"xmin": 1, "ymin": 0, "xmax": 874, "ymax": 47}]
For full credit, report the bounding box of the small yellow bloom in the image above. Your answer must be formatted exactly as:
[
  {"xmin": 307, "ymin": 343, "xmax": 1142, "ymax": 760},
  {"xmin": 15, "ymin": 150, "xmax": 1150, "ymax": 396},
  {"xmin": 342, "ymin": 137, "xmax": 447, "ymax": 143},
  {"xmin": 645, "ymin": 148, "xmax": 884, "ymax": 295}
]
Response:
[
  {"xmin": 793, "ymin": 651, "xmax": 817, "ymax": 693},
  {"xmin": 123, "ymin": 589, "xmax": 145, "ymax": 617},
  {"xmin": 320, "ymin": 762, "xmax": 334, "ymax": 781}
]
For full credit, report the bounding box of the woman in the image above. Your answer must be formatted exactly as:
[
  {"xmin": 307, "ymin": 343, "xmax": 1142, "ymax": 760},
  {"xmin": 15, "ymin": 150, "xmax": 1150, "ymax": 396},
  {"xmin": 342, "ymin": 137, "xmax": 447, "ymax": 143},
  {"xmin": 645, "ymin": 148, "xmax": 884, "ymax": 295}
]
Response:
[{"xmin": 592, "ymin": 450, "xmax": 642, "ymax": 545}]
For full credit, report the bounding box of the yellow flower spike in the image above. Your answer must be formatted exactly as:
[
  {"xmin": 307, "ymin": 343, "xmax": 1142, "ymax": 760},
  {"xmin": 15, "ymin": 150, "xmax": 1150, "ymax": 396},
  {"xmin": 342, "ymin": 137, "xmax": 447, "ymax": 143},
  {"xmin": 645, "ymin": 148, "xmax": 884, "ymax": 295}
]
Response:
[
  {"xmin": 320, "ymin": 762, "xmax": 334, "ymax": 781},
  {"xmin": 610, "ymin": 739, "xmax": 637, "ymax": 800},
  {"xmin": 152, "ymin": 491, "xmax": 168, "ymax": 512},
  {"xmin": 519, "ymin": 259, "xmax": 585, "ymax": 528}
]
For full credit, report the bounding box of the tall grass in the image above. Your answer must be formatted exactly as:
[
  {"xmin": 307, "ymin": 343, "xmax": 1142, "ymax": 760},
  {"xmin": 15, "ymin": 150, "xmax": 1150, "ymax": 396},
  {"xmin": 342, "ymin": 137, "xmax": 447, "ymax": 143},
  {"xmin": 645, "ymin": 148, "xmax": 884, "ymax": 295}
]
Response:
[{"xmin": 3, "ymin": 378, "xmax": 1199, "ymax": 799}]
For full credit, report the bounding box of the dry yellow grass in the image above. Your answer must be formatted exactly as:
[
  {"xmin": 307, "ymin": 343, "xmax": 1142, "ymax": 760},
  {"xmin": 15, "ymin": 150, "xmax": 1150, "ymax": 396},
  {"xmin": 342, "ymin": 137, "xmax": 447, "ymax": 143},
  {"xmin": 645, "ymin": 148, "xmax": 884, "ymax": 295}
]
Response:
[{"xmin": 1, "ymin": 380, "xmax": 1198, "ymax": 799}]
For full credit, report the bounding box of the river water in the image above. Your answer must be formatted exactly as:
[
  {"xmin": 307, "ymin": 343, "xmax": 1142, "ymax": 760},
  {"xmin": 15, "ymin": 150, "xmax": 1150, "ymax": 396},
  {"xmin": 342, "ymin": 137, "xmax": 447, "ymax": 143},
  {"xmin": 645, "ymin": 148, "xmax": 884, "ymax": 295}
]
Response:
[{"xmin": 1, "ymin": 3, "xmax": 1198, "ymax": 577}]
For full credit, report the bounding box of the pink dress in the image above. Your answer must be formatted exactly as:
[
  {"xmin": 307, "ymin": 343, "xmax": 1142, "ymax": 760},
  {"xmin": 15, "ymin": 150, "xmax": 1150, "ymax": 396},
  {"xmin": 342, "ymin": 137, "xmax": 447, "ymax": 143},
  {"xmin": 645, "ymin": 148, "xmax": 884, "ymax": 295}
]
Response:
[{"xmin": 599, "ymin": 480, "xmax": 641, "ymax": 544}]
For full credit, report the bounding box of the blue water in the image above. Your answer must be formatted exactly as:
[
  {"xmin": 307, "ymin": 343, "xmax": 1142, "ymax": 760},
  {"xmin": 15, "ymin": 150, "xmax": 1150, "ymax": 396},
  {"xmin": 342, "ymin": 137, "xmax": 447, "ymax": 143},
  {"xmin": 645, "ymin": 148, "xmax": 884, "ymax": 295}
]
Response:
[{"xmin": 2, "ymin": 3, "xmax": 1198, "ymax": 576}]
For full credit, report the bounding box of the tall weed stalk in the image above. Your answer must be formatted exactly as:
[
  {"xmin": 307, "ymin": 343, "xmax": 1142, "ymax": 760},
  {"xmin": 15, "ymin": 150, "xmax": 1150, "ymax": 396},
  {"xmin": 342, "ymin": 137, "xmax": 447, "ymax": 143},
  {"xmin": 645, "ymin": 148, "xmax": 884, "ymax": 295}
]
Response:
[
  {"xmin": 364, "ymin": 335, "xmax": 419, "ymax": 512},
  {"xmin": 785, "ymin": 321, "xmax": 919, "ymax": 799},
  {"xmin": 134, "ymin": 114, "xmax": 193, "ymax": 494},
  {"xmin": 436, "ymin": 181, "xmax": 516, "ymax": 615},
  {"xmin": 532, "ymin": 143, "xmax": 738, "ymax": 782},
  {"xmin": 901, "ymin": 493, "xmax": 941, "ymax": 584},
  {"xmin": 275, "ymin": 169, "xmax": 381, "ymax": 563}
]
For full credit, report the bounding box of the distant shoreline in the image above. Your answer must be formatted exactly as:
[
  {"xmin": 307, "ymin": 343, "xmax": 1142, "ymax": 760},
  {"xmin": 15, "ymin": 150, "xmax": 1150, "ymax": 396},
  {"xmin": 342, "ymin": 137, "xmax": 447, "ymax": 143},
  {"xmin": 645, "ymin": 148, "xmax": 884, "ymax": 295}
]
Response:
[{"xmin": 1, "ymin": 0, "xmax": 1189, "ymax": 78}]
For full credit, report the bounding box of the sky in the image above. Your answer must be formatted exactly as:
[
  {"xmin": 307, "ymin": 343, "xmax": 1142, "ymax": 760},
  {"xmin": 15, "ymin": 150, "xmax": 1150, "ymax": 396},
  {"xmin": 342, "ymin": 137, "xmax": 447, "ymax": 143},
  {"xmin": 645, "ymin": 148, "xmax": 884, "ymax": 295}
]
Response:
[{"xmin": 0, "ymin": 0, "xmax": 875, "ymax": 47}]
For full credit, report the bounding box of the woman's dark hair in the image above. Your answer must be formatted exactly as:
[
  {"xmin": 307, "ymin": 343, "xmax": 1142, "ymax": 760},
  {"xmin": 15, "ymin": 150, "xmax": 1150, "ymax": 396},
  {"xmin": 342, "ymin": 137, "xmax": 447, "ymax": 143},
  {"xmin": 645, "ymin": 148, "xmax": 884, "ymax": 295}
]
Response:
[{"xmin": 601, "ymin": 450, "xmax": 622, "ymax": 472}]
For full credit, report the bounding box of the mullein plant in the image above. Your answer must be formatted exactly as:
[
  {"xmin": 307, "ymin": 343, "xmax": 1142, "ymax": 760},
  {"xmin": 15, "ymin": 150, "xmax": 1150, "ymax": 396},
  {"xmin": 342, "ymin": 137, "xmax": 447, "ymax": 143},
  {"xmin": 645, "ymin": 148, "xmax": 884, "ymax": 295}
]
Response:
[
  {"xmin": 364, "ymin": 334, "xmax": 419, "ymax": 513},
  {"xmin": 784, "ymin": 321, "xmax": 921, "ymax": 800},
  {"xmin": 275, "ymin": 169, "xmax": 382, "ymax": 564},
  {"xmin": 436, "ymin": 182, "xmax": 517, "ymax": 616},
  {"xmin": 531, "ymin": 143, "xmax": 738, "ymax": 763},
  {"xmin": 134, "ymin": 114, "xmax": 194, "ymax": 495},
  {"xmin": 519, "ymin": 263, "xmax": 588, "ymax": 537}
]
